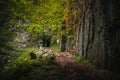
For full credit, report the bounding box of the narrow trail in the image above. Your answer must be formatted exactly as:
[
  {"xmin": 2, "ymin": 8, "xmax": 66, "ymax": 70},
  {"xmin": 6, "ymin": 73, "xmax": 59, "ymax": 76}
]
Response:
[
  {"xmin": 53, "ymin": 52, "xmax": 98, "ymax": 80},
  {"xmin": 27, "ymin": 48, "xmax": 120, "ymax": 80},
  {"xmin": 53, "ymin": 49, "xmax": 120, "ymax": 80}
]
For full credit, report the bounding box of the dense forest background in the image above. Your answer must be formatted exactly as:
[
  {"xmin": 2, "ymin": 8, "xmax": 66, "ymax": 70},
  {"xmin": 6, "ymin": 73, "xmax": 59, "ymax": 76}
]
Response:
[{"xmin": 0, "ymin": 0, "xmax": 120, "ymax": 80}]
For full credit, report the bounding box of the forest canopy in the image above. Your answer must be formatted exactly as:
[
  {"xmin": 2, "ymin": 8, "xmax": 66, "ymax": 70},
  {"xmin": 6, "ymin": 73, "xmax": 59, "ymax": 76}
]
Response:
[{"xmin": 0, "ymin": 0, "xmax": 66, "ymax": 49}]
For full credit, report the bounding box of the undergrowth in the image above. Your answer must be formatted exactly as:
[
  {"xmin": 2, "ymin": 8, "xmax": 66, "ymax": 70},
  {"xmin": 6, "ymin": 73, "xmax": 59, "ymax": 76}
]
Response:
[
  {"xmin": 0, "ymin": 48, "xmax": 64, "ymax": 80},
  {"xmin": 72, "ymin": 55, "xmax": 99, "ymax": 69},
  {"xmin": 51, "ymin": 44, "xmax": 60, "ymax": 52}
]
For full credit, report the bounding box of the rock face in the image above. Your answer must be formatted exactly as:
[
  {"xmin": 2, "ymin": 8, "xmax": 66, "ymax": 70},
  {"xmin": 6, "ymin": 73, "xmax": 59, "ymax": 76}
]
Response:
[
  {"xmin": 76, "ymin": 0, "xmax": 120, "ymax": 72},
  {"xmin": 14, "ymin": 30, "xmax": 31, "ymax": 48},
  {"xmin": 34, "ymin": 48, "xmax": 55, "ymax": 60}
]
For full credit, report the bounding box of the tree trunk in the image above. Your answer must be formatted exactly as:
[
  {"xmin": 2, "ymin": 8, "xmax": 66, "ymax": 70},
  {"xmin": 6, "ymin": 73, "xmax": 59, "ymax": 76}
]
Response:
[{"xmin": 60, "ymin": 20, "xmax": 66, "ymax": 52}]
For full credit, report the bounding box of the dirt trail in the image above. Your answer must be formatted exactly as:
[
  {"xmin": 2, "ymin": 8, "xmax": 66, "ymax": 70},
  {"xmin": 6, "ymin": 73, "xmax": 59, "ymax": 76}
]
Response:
[
  {"xmin": 53, "ymin": 52, "xmax": 96, "ymax": 80},
  {"xmin": 27, "ymin": 48, "xmax": 120, "ymax": 80},
  {"xmin": 53, "ymin": 51, "xmax": 120, "ymax": 80}
]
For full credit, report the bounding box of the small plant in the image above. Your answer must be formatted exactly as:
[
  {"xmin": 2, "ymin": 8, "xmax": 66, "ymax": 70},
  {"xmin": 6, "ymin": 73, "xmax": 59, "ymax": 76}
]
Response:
[
  {"xmin": 51, "ymin": 44, "xmax": 60, "ymax": 52},
  {"xmin": 72, "ymin": 55, "xmax": 84, "ymax": 63},
  {"xmin": 72, "ymin": 55, "xmax": 95, "ymax": 69},
  {"xmin": 0, "ymin": 47, "xmax": 65, "ymax": 80}
]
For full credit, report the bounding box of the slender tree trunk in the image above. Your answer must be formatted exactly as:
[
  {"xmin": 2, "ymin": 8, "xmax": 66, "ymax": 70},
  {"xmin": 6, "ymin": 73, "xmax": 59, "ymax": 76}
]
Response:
[{"xmin": 60, "ymin": 20, "xmax": 66, "ymax": 52}]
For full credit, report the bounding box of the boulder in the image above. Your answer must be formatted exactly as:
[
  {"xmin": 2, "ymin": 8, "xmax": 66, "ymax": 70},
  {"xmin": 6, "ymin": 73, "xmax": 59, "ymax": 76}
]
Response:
[{"xmin": 14, "ymin": 30, "xmax": 31, "ymax": 48}]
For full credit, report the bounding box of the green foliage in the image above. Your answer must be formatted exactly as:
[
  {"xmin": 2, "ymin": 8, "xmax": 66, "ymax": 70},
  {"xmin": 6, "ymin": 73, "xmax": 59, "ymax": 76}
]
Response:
[
  {"xmin": 0, "ymin": 48, "xmax": 64, "ymax": 80},
  {"xmin": 72, "ymin": 55, "xmax": 96, "ymax": 69},
  {"xmin": 0, "ymin": 0, "xmax": 66, "ymax": 50},
  {"xmin": 0, "ymin": 48, "xmax": 35, "ymax": 80},
  {"xmin": 6, "ymin": 48, "xmax": 37, "ymax": 67},
  {"xmin": 72, "ymin": 55, "xmax": 84, "ymax": 63},
  {"xmin": 11, "ymin": 0, "xmax": 65, "ymax": 33},
  {"xmin": 51, "ymin": 44, "xmax": 60, "ymax": 52}
]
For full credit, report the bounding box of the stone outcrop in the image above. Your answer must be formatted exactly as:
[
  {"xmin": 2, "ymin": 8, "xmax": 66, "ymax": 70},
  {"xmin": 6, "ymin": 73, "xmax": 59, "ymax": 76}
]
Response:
[
  {"xmin": 34, "ymin": 48, "xmax": 55, "ymax": 60},
  {"xmin": 14, "ymin": 30, "xmax": 31, "ymax": 48}
]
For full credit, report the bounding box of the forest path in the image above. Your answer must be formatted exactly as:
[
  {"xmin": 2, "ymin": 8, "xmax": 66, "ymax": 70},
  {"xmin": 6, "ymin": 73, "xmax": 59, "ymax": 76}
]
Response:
[
  {"xmin": 27, "ymin": 48, "xmax": 120, "ymax": 80},
  {"xmin": 53, "ymin": 51, "xmax": 99, "ymax": 80},
  {"xmin": 50, "ymin": 48, "xmax": 120, "ymax": 80}
]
